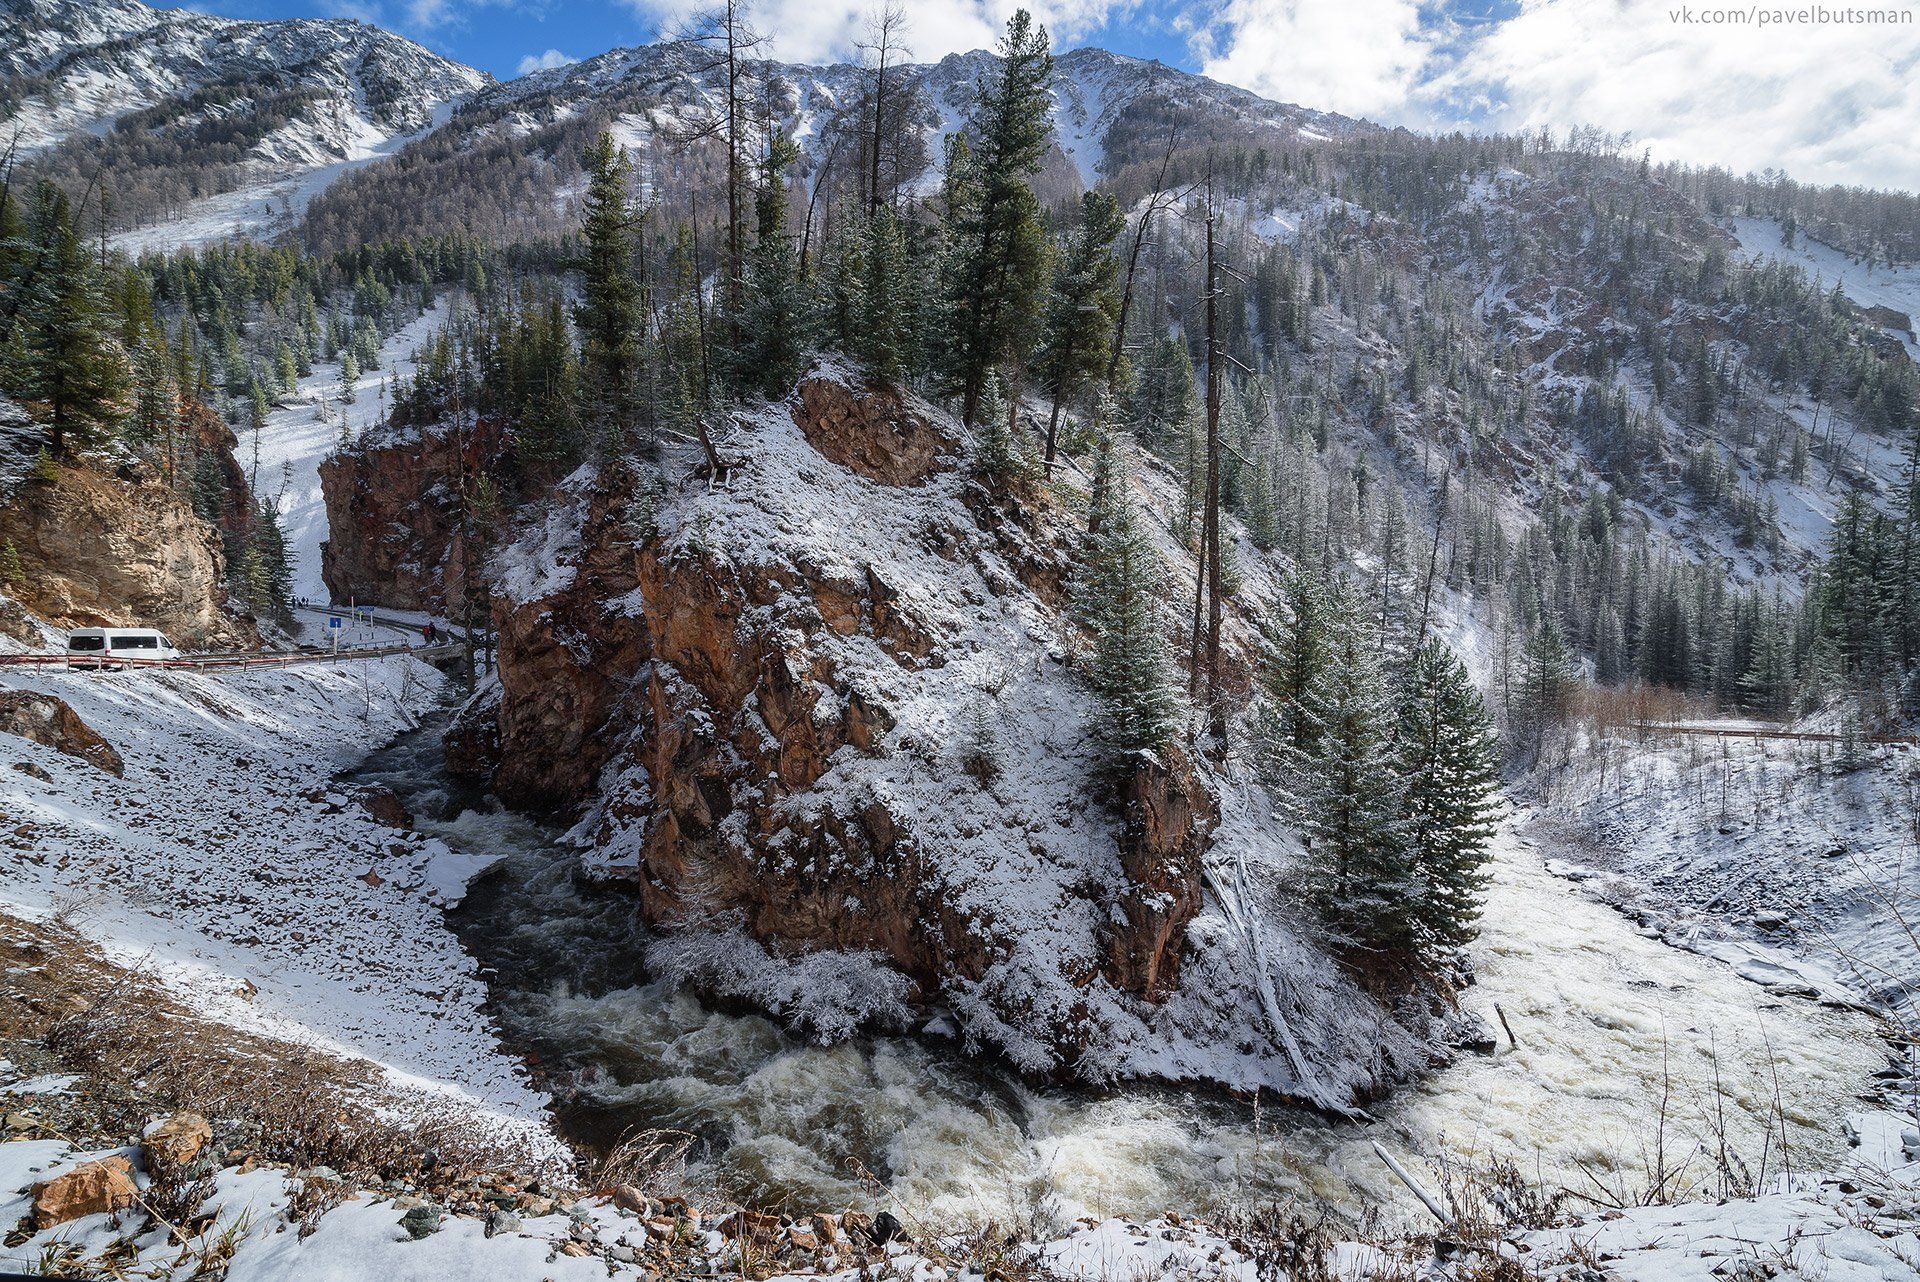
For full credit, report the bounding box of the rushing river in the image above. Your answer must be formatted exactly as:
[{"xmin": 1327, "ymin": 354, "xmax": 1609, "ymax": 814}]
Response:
[{"xmin": 357, "ymin": 717, "xmax": 1891, "ymax": 1231}]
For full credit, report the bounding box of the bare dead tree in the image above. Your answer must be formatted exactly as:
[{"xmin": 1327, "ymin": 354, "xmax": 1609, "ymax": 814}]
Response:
[
  {"xmin": 1106, "ymin": 123, "xmax": 1181, "ymax": 390},
  {"xmin": 1183, "ymin": 163, "xmax": 1226, "ymax": 751},
  {"xmin": 856, "ymin": 2, "xmax": 909, "ymax": 216},
  {"xmin": 677, "ymin": 0, "xmax": 769, "ymax": 359}
]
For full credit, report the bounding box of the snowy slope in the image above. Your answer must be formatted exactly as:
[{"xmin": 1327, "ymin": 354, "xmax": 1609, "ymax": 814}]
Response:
[
  {"xmin": 2, "ymin": 0, "xmax": 485, "ymax": 151},
  {"xmin": 111, "ymin": 101, "xmax": 464, "ymax": 255},
  {"xmin": 252, "ymin": 299, "xmax": 452, "ymax": 604},
  {"xmin": 2, "ymin": 0, "xmax": 486, "ymax": 244},
  {"xmin": 0, "ymin": 658, "xmax": 556, "ymax": 1159},
  {"xmin": 421, "ymin": 42, "xmax": 1357, "ymax": 218},
  {"xmin": 1550, "ymin": 723, "xmax": 1920, "ymax": 1021},
  {"xmin": 1731, "ymin": 215, "xmax": 1920, "ymax": 363}
]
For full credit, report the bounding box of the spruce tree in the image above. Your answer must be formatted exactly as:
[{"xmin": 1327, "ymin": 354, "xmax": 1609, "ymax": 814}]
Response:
[
  {"xmin": 857, "ymin": 206, "xmax": 915, "ymax": 383},
  {"xmin": 1085, "ymin": 403, "xmax": 1121, "ymax": 535},
  {"xmin": 1395, "ymin": 638, "xmax": 1501, "ymax": 954},
  {"xmin": 1036, "ymin": 189, "xmax": 1123, "ymax": 467},
  {"xmin": 1074, "ymin": 480, "xmax": 1181, "ymax": 763},
  {"xmin": 735, "ymin": 129, "xmax": 811, "ymax": 399},
  {"xmin": 1518, "ymin": 615, "xmax": 1575, "ymax": 733},
  {"xmin": 1281, "ymin": 580, "xmax": 1414, "ymax": 954},
  {"xmin": 190, "ymin": 450, "xmax": 228, "ymax": 526},
  {"xmin": 576, "ymin": 133, "xmax": 643, "ymax": 444},
  {"xmin": 4, "ymin": 182, "xmax": 129, "ymax": 457},
  {"xmin": 970, "ymin": 374, "xmax": 1026, "ymax": 484},
  {"xmin": 1259, "ymin": 567, "xmax": 1333, "ymax": 759}
]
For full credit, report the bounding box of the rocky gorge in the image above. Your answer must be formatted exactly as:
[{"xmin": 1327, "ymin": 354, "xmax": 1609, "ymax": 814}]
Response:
[{"xmin": 331, "ymin": 362, "xmax": 1432, "ymax": 1102}]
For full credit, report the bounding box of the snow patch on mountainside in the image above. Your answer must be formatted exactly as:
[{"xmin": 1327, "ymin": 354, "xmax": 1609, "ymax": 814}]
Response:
[
  {"xmin": 3, "ymin": 0, "xmax": 485, "ymax": 152},
  {"xmin": 4, "ymin": 0, "xmax": 485, "ymax": 245},
  {"xmin": 252, "ymin": 298, "xmax": 452, "ymax": 604},
  {"xmin": 113, "ymin": 101, "xmax": 464, "ymax": 255}
]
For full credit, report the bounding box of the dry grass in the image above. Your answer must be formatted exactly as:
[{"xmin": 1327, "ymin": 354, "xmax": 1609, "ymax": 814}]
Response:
[
  {"xmin": 0, "ymin": 910, "xmax": 545, "ymax": 1196},
  {"xmin": 1572, "ymin": 680, "xmax": 1722, "ymax": 735}
]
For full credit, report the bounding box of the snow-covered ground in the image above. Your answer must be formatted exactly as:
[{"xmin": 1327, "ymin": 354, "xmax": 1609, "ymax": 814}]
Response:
[
  {"xmin": 1547, "ymin": 724, "xmax": 1920, "ymax": 1022},
  {"xmin": 251, "ymin": 300, "xmax": 452, "ymax": 606},
  {"xmin": 0, "ymin": 657, "xmax": 553, "ymax": 1154}
]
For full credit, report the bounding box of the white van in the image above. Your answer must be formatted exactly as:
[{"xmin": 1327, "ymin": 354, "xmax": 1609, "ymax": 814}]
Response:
[{"xmin": 66, "ymin": 627, "xmax": 182, "ymax": 670}]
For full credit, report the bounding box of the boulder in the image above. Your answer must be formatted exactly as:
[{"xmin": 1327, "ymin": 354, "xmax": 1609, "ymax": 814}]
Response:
[
  {"xmin": 32, "ymin": 1156, "xmax": 138, "ymax": 1227},
  {"xmin": 0, "ymin": 691, "xmax": 123, "ymax": 776},
  {"xmin": 143, "ymin": 1112, "xmax": 211, "ymax": 1173},
  {"xmin": 354, "ymin": 785, "xmax": 411, "ymax": 829},
  {"xmin": 399, "ymin": 1204, "xmax": 442, "ymax": 1239},
  {"xmin": 792, "ymin": 369, "xmax": 957, "ymax": 486},
  {"xmin": 0, "ymin": 592, "xmax": 42, "ymax": 646}
]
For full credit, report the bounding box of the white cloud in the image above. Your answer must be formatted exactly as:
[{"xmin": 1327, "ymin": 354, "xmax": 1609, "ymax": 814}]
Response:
[
  {"xmin": 1430, "ymin": 0, "xmax": 1920, "ymax": 191},
  {"xmin": 615, "ymin": 0, "xmax": 1128, "ymax": 65},
  {"xmin": 1198, "ymin": 0, "xmax": 1436, "ymax": 120},
  {"xmin": 1196, "ymin": 0, "xmax": 1920, "ymax": 192},
  {"xmin": 517, "ymin": 47, "xmax": 578, "ymax": 74},
  {"xmin": 405, "ymin": 0, "xmax": 452, "ymax": 28}
]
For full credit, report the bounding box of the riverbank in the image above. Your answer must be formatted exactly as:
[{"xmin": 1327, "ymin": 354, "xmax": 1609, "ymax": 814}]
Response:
[
  {"xmin": 0, "ymin": 656, "xmax": 555, "ymax": 1164},
  {"xmin": 386, "ymin": 707, "xmax": 1894, "ymax": 1233},
  {"xmin": 1, "ymin": 660, "xmax": 1916, "ymax": 1277}
]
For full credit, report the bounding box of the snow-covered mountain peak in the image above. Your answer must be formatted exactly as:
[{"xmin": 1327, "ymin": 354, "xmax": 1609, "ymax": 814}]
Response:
[{"xmin": 0, "ymin": 0, "xmax": 489, "ymax": 153}]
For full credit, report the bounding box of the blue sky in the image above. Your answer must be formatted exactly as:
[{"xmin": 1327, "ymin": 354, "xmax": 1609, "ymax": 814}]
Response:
[{"xmin": 179, "ymin": 0, "xmax": 1920, "ymax": 193}]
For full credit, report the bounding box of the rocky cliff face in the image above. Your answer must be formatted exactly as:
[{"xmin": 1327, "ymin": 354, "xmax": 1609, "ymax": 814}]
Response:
[
  {"xmin": 446, "ymin": 364, "xmax": 1426, "ymax": 1100},
  {"xmin": 0, "ymin": 460, "xmax": 254, "ymax": 647},
  {"xmin": 318, "ymin": 419, "xmax": 497, "ymax": 616}
]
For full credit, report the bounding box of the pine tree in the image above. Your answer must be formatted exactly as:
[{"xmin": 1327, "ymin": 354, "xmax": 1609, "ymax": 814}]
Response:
[
  {"xmin": 1517, "ymin": 614, "xmax": 1576, "ymax": 749},
  {"xmin": 857, "ymin": 206, "xmax": 916, "ymax": 382},
  {"xmin": 190, "ymin": 450, "xmax": 228, "ymax": 526},
  {"xmin": 339, "ymin": 348, "xmax": 359, "ymax": 403},
  {"xmin": 1244, "ymin": 451, "xmax": 1278, "ymax": 551},
  {"xmin": 1073, "ymin": 476, "xmax": 1181, "ymax": 763},
  {"xmin": 937, "ymin": 10, "xmax": 1054, "ymax": 424},
  {"xmin": 1258, "ymin": 567, "xmax": 1333, "ymax": 759},
  {"xmin": 735, "ymin": 129, "xmax": 811, "ymax": 399},
  {"xmin": 3, "ymin": 182, "xmax": 129, "ymax": 457},
  {"xmin": 970, "ymin": 374, "xmax": 1026, "ymax": 483},
  {"xmin": 1125, "ymin": 336, "xmax": 1195, "ymax": 453},
  {"xmin": 1085, "ymin": 402, "xmax": 1121, "ymax": 535},
  {"xmin": 1394, "ymin": 638, "xmax": 1501, "ymax": 954}
]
